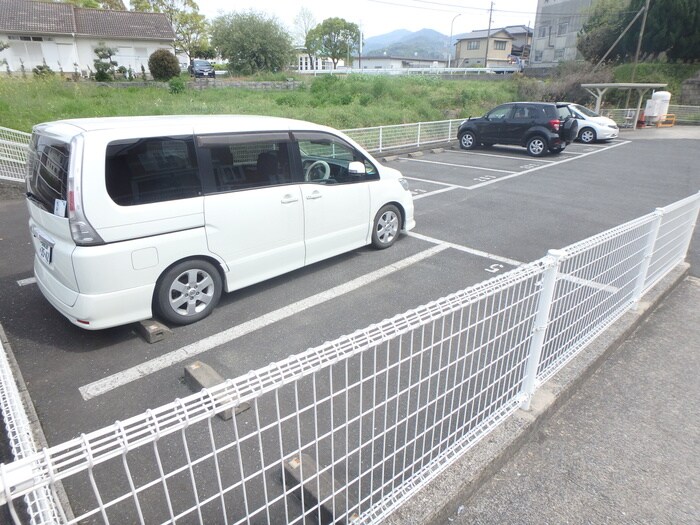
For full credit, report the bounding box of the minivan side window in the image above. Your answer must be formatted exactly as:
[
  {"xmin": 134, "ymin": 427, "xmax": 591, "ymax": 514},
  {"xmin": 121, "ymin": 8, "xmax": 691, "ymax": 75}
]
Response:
[
  {"xmin": 106, "ymin": 136, "xmax": 201, "ymax": 206},
  {"xmin": 197, "ymin": 135, "xmax": 294, "ymax": 192},
  {"xmin": 295, "ymin": 133, "xmax": 379, "ymax": 184}
]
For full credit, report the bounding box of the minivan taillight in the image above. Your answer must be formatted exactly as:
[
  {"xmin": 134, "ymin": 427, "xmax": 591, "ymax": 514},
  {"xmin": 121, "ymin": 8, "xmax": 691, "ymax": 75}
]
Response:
[
  {"xmin": 549, "ymin": 119, "xmax": 561, "ymax": 132},
  {"xmin": 68, "ymin": 136, "xmax": 104, "ymax": 246}
]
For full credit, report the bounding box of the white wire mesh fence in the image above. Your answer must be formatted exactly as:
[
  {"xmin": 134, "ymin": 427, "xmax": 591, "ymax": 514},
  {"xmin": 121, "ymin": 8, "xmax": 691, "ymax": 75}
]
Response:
[
  {"xmin": 0, "ymin": 126, "xmax": 31, "ymax": 183},
  {"xmin": 0, "ymin": 192, "xmax": 697, "ymax": 525}
]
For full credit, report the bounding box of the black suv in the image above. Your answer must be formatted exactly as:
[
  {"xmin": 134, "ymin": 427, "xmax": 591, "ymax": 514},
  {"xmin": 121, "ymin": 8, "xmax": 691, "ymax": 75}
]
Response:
[
  {"xmin": 457, "ymin": 102, "xmax": 578, "ymax": 157},
  {"xmin": 188, "ymin": 59, "xmax": 215, "ymax": 78}
]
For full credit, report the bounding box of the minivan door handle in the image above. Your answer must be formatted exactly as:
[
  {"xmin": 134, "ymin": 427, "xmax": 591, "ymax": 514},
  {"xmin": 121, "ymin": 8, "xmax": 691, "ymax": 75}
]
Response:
[
  {"xmin": 306, "ymin": 191, "xmax": 322, "ymax": 200},
  {"xmin": 281, "ymin": 195, "xmax": 299, "ymax": 204}
]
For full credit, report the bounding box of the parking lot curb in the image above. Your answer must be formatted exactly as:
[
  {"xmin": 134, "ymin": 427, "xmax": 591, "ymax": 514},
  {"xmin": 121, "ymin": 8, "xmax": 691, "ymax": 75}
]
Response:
[{"xmin": 384, "ymin": 262, "xmax": 690, "ymax": 525}]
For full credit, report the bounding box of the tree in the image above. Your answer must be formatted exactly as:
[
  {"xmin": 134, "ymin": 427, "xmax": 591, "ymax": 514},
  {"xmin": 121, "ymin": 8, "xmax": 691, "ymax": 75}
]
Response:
[
  {"xmin": 577, "ymin": 0, "xmax": 634, "ymax": 64},
  {"xmin": 63, "ymin": 0, "xmax": 126, "ymax": 8},
  {"xmin": 210, "ymin": 11, "xmax": 293, "ymax": 75},
  {"xmin": 132, "ymin": 0, "xmax": 207, "ymax": 59},
  {"xmin": 93, "ymin": 42, "xmax": 118, "ymax": 81},
  {"xmin": 148, "ymin": 48, "xmax": 180, "ymax": 80},
  {"xmin": 306, "ymin": 18, "xmax": 360, "ymax": 69},
  {"xmin": 294, "ymin": 7, "xmax": 317, "ymax": 69}
]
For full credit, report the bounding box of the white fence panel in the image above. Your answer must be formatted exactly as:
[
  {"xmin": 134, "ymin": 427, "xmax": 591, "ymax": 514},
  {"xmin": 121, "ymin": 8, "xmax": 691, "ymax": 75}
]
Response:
[
  {"xmin": 0, "ymin": 127, "xmax": 31, "ymax": 183},
  {"xmin": 0, "ymin": 192, "xmax": 697, "ymax": 524}
]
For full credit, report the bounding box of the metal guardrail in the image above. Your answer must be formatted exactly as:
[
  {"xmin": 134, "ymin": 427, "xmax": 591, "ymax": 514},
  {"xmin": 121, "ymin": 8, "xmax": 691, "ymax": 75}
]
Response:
[
  {"xmin": 605, "ymin": 104, "xmax": 700, "ymax": 127},
  {"xmin": 0, "ymin": 192, "xmax": 697, "ymax": 524}
]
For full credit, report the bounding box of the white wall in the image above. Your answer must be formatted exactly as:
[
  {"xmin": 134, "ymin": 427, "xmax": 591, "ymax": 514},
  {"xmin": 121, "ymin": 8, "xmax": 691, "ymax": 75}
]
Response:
[{"xmin": 0, "ymin": 34, "xmax": 171, "ymax": 75}]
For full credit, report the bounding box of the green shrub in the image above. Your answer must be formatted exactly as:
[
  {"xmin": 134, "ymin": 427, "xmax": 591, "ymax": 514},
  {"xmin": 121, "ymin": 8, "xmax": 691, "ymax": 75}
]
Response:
[
  {"xmin": 32, "ymin": 64, "xmax": 54, "ymax": 77},
  {"xmin": 168, "ymin": 76, "xmax": 185, "ymax": 94},
  {"xmin": 148, "ymin": 49, "xmax": 180, "ymax": 81}
]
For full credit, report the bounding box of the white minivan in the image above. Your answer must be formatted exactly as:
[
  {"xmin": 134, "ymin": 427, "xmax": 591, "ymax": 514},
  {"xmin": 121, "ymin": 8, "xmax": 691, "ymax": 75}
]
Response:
[{"xmin": 25, "ymin": 115, "xmax": 415, "ymax": 330}]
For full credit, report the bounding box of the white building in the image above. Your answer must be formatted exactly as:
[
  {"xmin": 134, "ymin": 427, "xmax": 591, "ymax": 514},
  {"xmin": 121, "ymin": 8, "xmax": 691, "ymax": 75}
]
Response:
[
  {"xmin": 0, "ymin": 0, "xmax": 175, "ymax": 75},
  {"xmin": 531, "ymin": 0, "xmax": 593, "ymax": 67}
]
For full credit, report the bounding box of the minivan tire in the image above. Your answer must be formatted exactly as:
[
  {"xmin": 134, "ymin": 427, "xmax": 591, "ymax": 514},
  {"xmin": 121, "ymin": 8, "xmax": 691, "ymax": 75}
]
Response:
[
  {"xmin": 155, "ymin": 259, "xmax": 222, "ymax": 325},
  {"xmin": 458, "ymin": 131, "xmax": 477, "ymax": 150},
  {"xmin": 526, "ymin": 135, "xmax": 547, "ymax": 157},
  {"xmin": 372, "ymin": 204, "xmax": 401, "ymax": 249}
]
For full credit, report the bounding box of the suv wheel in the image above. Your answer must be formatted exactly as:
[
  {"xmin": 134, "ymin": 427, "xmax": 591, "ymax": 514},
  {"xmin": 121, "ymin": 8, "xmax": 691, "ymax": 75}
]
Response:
[
  {"xmin": 526, "ymin": 135, "xmax": 547, "ymax": 157},
  {"xmin": 459, "ymin": 131, "xmax": 477, "ymax": 150},
  {"xmin": 579, "ymin": 127, "xmax": 597, "ymax": 144}
]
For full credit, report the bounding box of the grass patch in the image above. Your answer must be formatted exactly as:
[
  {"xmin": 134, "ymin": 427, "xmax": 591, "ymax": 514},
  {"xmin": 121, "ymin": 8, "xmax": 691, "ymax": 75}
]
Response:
[
  {"xmin": 0, "ymin": 76, "xmax": 517, "ymax": 132},
  {"xmin": 614, "ymin": 63, "xmax": 700, "ymax": 97}
]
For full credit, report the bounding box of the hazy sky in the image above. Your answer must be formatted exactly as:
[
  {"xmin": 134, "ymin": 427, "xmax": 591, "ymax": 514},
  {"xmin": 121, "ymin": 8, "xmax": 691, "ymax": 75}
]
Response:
[{"xmin": 195, "ymin": 0, "xmax": 540, "ymax": 39}]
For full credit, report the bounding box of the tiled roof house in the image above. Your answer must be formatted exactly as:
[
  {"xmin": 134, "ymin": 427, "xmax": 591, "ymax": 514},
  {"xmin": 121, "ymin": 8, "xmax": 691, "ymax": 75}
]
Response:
[{"xmin": 0, "ymin": 0, "xmax": 175, "ymax": 74}]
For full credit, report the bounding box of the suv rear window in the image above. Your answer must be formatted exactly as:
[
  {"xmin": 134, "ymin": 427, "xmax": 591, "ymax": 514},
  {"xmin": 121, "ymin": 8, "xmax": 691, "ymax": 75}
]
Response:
[
  {"xmin": 106, "ymin": 136, "xmax": 201, "ymax": 206},
  {"xmin": 542, "ymin": 105, "xmax": 558, "ymax": 119},
  {"xmin": 26, "ymin": 134, "xmax": 70, "ymax": 214}
]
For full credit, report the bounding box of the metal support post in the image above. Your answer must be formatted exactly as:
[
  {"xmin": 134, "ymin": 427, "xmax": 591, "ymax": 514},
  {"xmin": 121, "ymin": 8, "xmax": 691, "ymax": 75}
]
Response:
[
  {"xmin": 379, "ymin": 127, "xmax": 383, "ymax": 153},
  {"xmin": 632, "ymin": 209, "xmax": 663, "ymax": 305},
  {"xmin": 417, "ymin": 122, "xmax": 421, "ymax": 147},
  {"xmin": 520, "ymin": 249, "xmax": 564, "ymax": 410}
]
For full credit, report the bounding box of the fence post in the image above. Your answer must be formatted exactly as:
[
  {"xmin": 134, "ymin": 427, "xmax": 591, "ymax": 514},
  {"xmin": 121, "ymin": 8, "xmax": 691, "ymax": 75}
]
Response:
[
  {"xmin": 632, "ymin": 209, "xmax": 663, "ymax": 305},
  {"xmin": 417, "ymin": 122, "xmax": 421, "ymax": 148},
  {"xmin": 379, "ymin": 127, "xmax": 383, "ymax": 153},
  {"xmin": 448, "ymin": 120, "xmax": 453, "ymax": 142},
  {"xmin": 520, "ymin": 249, "xmax": 564, "ymax": 411}
]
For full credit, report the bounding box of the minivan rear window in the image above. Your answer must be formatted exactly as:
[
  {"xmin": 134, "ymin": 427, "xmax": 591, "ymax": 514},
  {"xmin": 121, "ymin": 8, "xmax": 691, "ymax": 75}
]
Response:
[
  {"xmin": 26, "ymin": 134, "xmax": 70, "ymax": 214},
  {"xmin": 106, "ymin": 136, "xmax": 201, "ymax": 206}
]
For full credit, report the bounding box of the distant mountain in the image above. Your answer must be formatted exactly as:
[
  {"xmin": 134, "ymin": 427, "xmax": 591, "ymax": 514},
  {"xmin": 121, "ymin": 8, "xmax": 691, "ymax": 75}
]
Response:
[{"xmin": 363, "ymin": 28, "xmax": 451, "ymax": 60}]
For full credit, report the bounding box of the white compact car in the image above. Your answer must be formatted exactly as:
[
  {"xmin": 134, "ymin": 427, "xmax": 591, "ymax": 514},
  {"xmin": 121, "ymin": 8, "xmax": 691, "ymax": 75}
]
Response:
[
  {"xmin": 25, "ymin": 115, "xmax": 415, "ymax": 329},
  {"xmin": 556, "ymin": 102, "xmax": 619, "ymax": 143}
]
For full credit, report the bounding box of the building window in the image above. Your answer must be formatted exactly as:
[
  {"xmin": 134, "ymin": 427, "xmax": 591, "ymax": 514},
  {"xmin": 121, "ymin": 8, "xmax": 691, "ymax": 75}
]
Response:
[
  {"xmin": 554, "ymin": 49, "xmax": 565, "ymax": 60},
  {"xmin": 9, "ymin": 35, "xmax": 44, "ymax": 41},
  {"xmin": 534, "ymin": 51, "xmax": 543, "ymax": 62},
  {"xmin": 494, "ymin": 40, "xmax": 507, "ymax": 51},
  {"xmin": 467, "ymin": 40, "xmax": 480, "ymax": 50},
  {"xmin": 538, "ymin": 25, "xmax": 548, "ymax": 38},
  {"xmin": 557, "ymin": 18, "xmax": 569, "ymax": 36}
]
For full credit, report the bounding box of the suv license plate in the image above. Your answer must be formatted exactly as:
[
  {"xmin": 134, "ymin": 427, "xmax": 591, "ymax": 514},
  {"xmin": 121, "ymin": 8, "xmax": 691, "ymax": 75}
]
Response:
[{"xmin": 39, "ymin": 238, "xmax": 53, "ymax": 265}]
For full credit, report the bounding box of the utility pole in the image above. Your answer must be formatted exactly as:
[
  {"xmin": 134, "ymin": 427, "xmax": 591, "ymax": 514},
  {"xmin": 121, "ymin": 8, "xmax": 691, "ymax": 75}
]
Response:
[
  {"xmin": 632, "ymin": 0, "xmax": 651, "ymax": 82},
  {"xmin": 484, "ymin": 1, "xmax": 494, "ymax": 68}
]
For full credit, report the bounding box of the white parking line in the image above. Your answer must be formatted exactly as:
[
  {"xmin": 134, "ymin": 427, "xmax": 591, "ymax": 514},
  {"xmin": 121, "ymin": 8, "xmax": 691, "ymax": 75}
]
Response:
[
  {"xmin": 17, "ymin": 277, "xmax": 36, "ymax": 287},
  {"xmin": 404, "ymin": 176, "xmax": 472, "ymax": 189},
  {"xmin": 413, "ymin": 187, "xmax": 459, "ymax": 200},
  {"xmin": 78, "ymin": 244, "xmax": 450, "ymax": 401},
  {"xmin": 443, "ymin": 150, "xmax": 555, "ymax": 163},
  {"xmin": 400, "ymin": 157, "xmax": 516, "ymax": 174},
  {"xmin": 409, "ymin": 232, "xmax": 524, "ymax": 267},
  {"xmin": 467, "ymin": 140, "xmax": 631, "ymax": 190}
]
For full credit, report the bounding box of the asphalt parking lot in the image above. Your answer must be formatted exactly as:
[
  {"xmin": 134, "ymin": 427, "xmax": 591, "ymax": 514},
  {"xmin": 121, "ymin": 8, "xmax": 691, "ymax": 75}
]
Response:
[{"xmin": 0, "ymin": 127, "xmax": 698, "ymax": 519}]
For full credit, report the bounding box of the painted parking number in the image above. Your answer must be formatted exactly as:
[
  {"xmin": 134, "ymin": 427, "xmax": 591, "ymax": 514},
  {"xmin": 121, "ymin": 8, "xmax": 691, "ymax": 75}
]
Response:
[
  {"xmin": 474, "ymin": 175, "xmax": 497, "ymax": 182},
  {"xmin": 485, "ymin": 264, "xmax": 504, "ymax": 274}
]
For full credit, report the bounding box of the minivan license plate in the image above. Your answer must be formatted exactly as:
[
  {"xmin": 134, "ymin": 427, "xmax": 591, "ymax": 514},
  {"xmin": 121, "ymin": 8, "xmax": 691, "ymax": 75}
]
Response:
[{"xmin": 39, "ymin": 239, "xmax": 53, "ymax": 264}]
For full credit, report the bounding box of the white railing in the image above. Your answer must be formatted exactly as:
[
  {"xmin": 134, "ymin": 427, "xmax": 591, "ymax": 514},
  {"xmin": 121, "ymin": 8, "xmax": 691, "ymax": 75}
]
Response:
[
  {"xmin": 605, "ymin": 104, "xmax": 700, "ymax": 127},
  {"xmin": 0, "ymin": 126, "xmax": 31, "ymax": 183},
  {"xmin": 344, "ymin": 120, "xmax": 462, "ymax": 153},
  {"xmin": 0, "ymin": 192, "xmax": 697, "ymax": 525}
]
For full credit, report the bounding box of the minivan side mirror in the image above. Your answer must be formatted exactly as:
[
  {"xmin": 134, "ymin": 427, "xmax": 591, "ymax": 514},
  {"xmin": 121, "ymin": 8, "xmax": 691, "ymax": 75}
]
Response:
[{"xmin": 348, "ymin": 161, "xmax": 366, "ymax": 175}]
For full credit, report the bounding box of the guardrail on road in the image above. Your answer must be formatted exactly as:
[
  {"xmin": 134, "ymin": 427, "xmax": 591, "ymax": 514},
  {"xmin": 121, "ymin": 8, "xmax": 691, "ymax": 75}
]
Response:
[{"xmin": 0, "ymin": 192, "xmax": 697, "ymax": 525}]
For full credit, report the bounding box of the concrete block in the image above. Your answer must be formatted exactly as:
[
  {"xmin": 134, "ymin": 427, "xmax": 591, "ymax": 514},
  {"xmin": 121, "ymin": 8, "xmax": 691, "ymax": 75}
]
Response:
[
  {"xmin": 431, "ymin": 148, "xmax": 445, "ymax": 154},
  {"xmin": 184, "ymin": 361, "xmax": 247, "ymax": 420},
  {"xmin": 407, "ymin": 151, "xmax": 424, "ymax": 158},
  {"xmin": 135, "ymin": 319, "xmax": 170, "ymax": 344},
  {"xmin": 284, "ymin": 453, "xmax": 358, "ymax": 524}
]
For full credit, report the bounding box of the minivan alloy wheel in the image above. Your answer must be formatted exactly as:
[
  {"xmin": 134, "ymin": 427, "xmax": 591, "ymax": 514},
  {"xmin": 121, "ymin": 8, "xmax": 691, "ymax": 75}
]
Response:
[
  {"xmin": 372, "ymin": 205, "xmax": 401, "ymax": 249},
  {"xmin": 156, "ymin": 260, "xmax": 222, "ymax": 324}
]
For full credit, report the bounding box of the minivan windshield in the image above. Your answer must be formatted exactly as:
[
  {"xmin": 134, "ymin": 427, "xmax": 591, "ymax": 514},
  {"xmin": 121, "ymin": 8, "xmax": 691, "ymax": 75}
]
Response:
[{"xmin": 26, "ymin": 134, "xmax": 70, "ymax": 214}]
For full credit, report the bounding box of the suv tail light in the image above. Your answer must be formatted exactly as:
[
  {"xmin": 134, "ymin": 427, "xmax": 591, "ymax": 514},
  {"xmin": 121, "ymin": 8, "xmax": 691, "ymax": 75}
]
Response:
[{"xmin": 548, "ymin": 119, "xmax": 561, "ymax": 132}]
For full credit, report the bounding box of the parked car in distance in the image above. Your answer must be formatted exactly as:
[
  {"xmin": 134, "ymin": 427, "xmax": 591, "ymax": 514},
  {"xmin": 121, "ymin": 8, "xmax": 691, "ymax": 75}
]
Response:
[
  {"xmin": 457, "ymin": 102, "xmax": 578, "ymax": 157},
  {"xmin": 556, "ymin": 102, "xmax": 619, "ymax": 144},
  {"xmin": 25, "ymin": 115, "xmax": 415, "ymax": 330},
  {"xmin": 188, "ymin": 59, "xmax": 215, "ymax": 78}
]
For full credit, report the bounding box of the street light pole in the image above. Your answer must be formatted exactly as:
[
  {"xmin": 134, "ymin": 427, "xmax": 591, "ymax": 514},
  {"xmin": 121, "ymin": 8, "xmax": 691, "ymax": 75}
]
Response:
[{"xmin": 448, "ymin": 13, "xmax": 461, "ymax": 69}]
